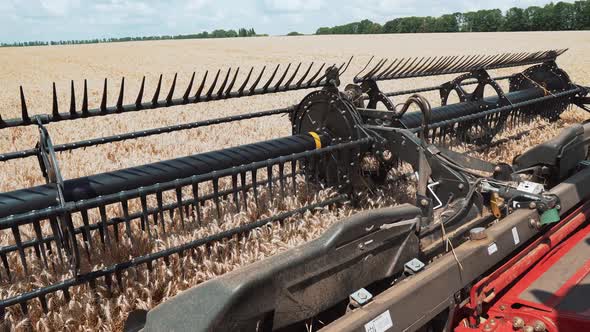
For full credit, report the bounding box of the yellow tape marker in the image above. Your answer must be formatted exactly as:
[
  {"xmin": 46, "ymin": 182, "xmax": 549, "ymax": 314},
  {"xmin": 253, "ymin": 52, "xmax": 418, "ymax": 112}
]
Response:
[{"xmin": 308, "ymin": 132, "xmax": 322, "ymax": 149}]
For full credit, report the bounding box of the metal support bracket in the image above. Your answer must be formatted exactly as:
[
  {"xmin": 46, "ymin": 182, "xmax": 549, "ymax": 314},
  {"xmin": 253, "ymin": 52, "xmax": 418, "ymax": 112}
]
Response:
[{"xmin": 35, "ymin": 118, "xmax": 80, "ymax": 274}]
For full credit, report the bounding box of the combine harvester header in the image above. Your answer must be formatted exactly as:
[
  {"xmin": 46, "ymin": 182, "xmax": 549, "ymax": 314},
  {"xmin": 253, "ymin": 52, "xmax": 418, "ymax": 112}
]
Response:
[{"xmin": 0, "ymin": 48, "xmax": 589, "ymax": 332}]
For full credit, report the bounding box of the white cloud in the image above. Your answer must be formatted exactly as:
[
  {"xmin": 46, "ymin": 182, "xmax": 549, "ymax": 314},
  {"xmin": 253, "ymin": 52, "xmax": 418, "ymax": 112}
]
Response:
[
  {"xmin": 39, "ymin": 0, "xmax": 76, "ymax": 16},
  {"xmin": 264, "ymin": 0, "xmax": 322, "ymax": 12},
  {"xmin": 186, "ymin": 0, "xmax": 211, "ymax": 11}
]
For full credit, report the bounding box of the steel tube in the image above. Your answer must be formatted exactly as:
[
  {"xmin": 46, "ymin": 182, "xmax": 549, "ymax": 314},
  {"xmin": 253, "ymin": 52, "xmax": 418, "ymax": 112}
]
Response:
[{"xmin": 0, "ymin": 133, "xmax": 328, "ymax": 219}]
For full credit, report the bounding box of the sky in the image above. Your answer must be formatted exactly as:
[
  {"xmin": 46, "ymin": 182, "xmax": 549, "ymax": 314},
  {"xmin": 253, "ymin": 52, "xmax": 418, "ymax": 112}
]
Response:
[{"xmin": 0, "ymin": 0, "xmax": 561, "ymax": 43}]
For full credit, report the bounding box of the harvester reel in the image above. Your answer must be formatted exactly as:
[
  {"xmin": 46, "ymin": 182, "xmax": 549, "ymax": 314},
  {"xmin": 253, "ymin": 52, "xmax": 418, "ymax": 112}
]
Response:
[
  {"xmin": 4, "ymin": 48, "xmax": 590, "ymax": 332},
  {"xmin": 292, "ymin": 89, "xmax": 363, "ymax": 142},
  {"xmin": 292, "ymin": 89, "xmax": 366, "ymax": 186},
  {"xmin": 343, "ymin": 80, "xmax": 396, "ymax": 111},
  {"xmin": 441, "ymin": 70, "xmax": 512, "ymax": 145},
  {"xmin": 510, "ymin": 62, "xmax": 573, "ymax": 121}
]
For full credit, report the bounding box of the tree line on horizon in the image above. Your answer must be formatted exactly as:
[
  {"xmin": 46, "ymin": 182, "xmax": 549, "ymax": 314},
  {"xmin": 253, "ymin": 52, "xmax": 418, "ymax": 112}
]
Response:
[
  {"xmin": 0, "ymin": 28, "xmax": 259, "ymax": 48},
  {"xmin": 316, "ymin": 1, "xmax": 590, "ymax": 34},
  {"xmin": 3, "ymin": 1, "xmax": 590, "ymax": 48}
]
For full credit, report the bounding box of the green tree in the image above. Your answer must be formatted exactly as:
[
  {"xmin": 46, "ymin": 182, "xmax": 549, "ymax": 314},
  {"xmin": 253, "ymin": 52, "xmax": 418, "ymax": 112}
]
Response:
[
  {"xmin": 504, "ymin": 7, "xmax": 528, "ymax": 31},
  {"xmin": 434, "ymin": 14, "xmax": 459, "ymax": 32}
]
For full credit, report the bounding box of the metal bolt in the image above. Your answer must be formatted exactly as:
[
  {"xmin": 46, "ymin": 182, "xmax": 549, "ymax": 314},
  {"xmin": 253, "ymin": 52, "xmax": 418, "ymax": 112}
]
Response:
[
  {"xmin": 532, "ymin": 320, "xmax": 546, "ymax": 332},
  {"xmin": 529, "ymin": 218, "xmax": 540, "ymax": 229},
  {"xmin": 529, "ymin": 201, "xmax": 537, "ymax": 209},
  {"xmin": 494, "ymin": 165, "xmax": 502, "ymax": 172},
  {"xmin": 469, "ymin": 227, "xmax": 487, "ymax": 240},
  {"xmin": 482, "ymin": 323, "xmax": 493, "ymax": 332},
  {"xmin": 523, "ymin": 326, "xmax": 534, "ymax": 332},
  {"xmin": 489, "ymin": 318, "xmax": 497, "ymax": 326},
  {"xmin": 358, "ymin": 292, "xmax": 367, "ymax": 300},
  {"xmin": 499, "ymin": 304, "xmax": 506, "ymax": 311},
  {"xmin": 513, "ymin": 316, "xmax": 525, "ymax": 329},
  {"xmin": 420, "ymin": 198, "xmax": 429, "ymax": 207},
  {"xmin": 458, "ymin": 183, "xmax": 465, "ymax": 190}
]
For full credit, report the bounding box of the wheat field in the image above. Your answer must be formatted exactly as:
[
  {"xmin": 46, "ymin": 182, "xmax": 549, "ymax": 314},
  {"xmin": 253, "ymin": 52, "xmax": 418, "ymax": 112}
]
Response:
[{"xmin": 0, "ymin": 31, "xmax": 589, "ymax": 331}]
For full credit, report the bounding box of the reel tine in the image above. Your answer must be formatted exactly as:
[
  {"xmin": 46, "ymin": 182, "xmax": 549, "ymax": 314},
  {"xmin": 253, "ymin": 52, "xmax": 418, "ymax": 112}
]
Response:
[
  {"xmin": 99, "ymin": 205, "xmax": 111, "ymax": 246},
  {"xmin": 69, "ymin": 81, "xmax": 77, "ymax": 116},
  {"xmin": 306, "ymin": 63, "xmax": 325, "ymax": 87},
  {"xmin": 216, "ymin": 68, "xmax": 231, "ymax": 98},
  {"xmin": 183, "ymin": 72, "xmax": 196, "ymax": 103},
  {"xmin": 315, "ymin": 63, "xmax": 338, "ymax": 85},
  {"xmin": 291, "ymin": 159, "xmax": 297, "ymax": 195},
  {"xmin": 555, "ymin": 48, "xmax": 568, "ymax": 57},
  {"xmin": 466, "ymin": 54, "xmax": 490, "ymax": 71},
  {"xmin": 363, "ymin": 58, "xmax": 386, "ymax": 80},
  {"xmin": 225, "ymin": 67, "xmax": 240, "ymax": 97},
  {"xmin": 121, "ymin": 199, "xmax": 133, "ymax": 241},
  {"xmin": 476, "ymin": 54, "xmax": 499, "ymax": 69},
  {"xmin": 155, "ymin": 191, "xmax": 165, "ymax": 233},
  {"xmin": 238, "ymin": 67, "xmax": 253, "ymax": 96},
  {"xmin": 82, "ymin": 79, "xmax": 89, "ymax": 115},
  {"xmin": 166, "ymin": 73, "xmax": 178, "ymax": 105},
  {"xmin": 434, "ymin": 56, "xmax": 459, "ymax": 74},
  {"xmin": 398, "ymin": 57, "xmax": 423, "ymax": 77},
  {"xmin": 175, "ymin": 187, "xmax": 185, "ymax": 229},
  {"xmin": 206, "ymin": 69, "xmax": 220, "ymax": 100},
  {"xmin": 231, "ymin": 174, "xmax": 239, "ymax": 212},
  {"xmin": 11, "ymin": 226, "xmax": 28, "ymax": 275},
  {"xmin": 267, "ymin": 164, "xmax": 274, "ymax": 201},
  {"xmin": 212, "ymin": 178, "xmax": 221, "ymax": 218},
  {"xmin": 296, "ymin": 62, "xmax": 314, "ymax": 87},
  {"xmin": 52, "ymin": 82, "xmax": 60, "ymax": 117},
  {"xmin": 152, "ymin": 74, "xmax": 163, "ymax": 106},
  {"xmin": 513, "ymin": 52, "xmax": 532, "ymax": 64},
  {"xmin": 195, "ymin": 70, "xmax": 208, "ymax": 100},
  {"xmin": 252, "ymin": 169, "xmax": 259, "ymax": 210},
  {"xmin": 249, "ymin": 66, "xmax": 266, "ymax": 94},
  {"xmin": 354, "ymin": 56, "xmax": 374, "ymax": 80},
  {"xmin": 32, "ymin": 220, "xmax": 48, "ymax": 267},
  {"xmin": 49, "ymin": 217, "xmax": 65, "ymax": 264},
  {"xmin": 117, "ymin": 77, "xmax": 125, "ymax": 111},
  {"xmin": 375, "ymin": 59, "xmax": 397, "ymax": 79},
  {"xmin": 279, "ymin": 162, "xmax": 285, "ymax": 200},
  {"xmin": 442, "ymin": 56, "xmax": 470, "ymax": 74},
  {"xmin": 455, "ymin": 54, "xmax": 478, "ymax": 72},
  {"xmin": 100, "ymin": 78, "xmax": 108, "ymax": 112},
  {"xmin": 274, "ymin": 63, "xmax": 291, "ymax": 91},
  {"xmin": 263, "ymin": 64, "xmax": 280, "ymax": 92},
  {"xmin": 389, "ymin": 58, "xmax": 412, "ymax": 78},
  {"xmin": 339, "ymin": 56, "xmax": 354, "ymax": 75},
  {"xmin": 80, "ymin": 209, "xmax": 93, "ymax": 257},
  {"xmin": 503, "ymin": 52, "xmax": 524, "ymax": 66},
  {"xmin": 447, "ymin": 56, "xmax": 467, "ymax": 73},
  {"xmin": 1, "ymin": 253, "xmax": 11, "ymax": 281},
  {"xmin": 284, "ymin": 62, "xmax": 301, "ymax": 88},
  {"xmin": 140, "ymin": 194, "xmax": 152, "ymax": 237},
  {"xmin": 407, "ymin": 56, "xmax": 435, "ymax": 77},
  {"xmin": 383, "ymin": 57, "xmax": 407, "ymax": 78},
  {"xmin": 422, "ymin": 55, "xmax": 448, "ymax": 74},
  {"xmin": 135, "ymin": 76, "xmax": 146, "ymax": 108},
  {"xmin": 485, "ymin": 53, "xmax": 509, "ymax": 69},
  {"xmin": 240, "ymin": 171, "xmax": 248, "ymax": 211},
  {"xmin": 191, "ymin": 182, "xmax": 202, "ymax": 225},
  {"xmin": 19, "ymin": 86, "xmax": 30, "ymax": 122}
]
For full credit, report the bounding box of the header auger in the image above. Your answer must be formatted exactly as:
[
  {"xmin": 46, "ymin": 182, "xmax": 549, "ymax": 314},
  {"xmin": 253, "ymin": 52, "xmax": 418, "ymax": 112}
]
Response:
[{"xmin": 1, "ymin": 48, "xmax": 589, "ymax": 332}]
